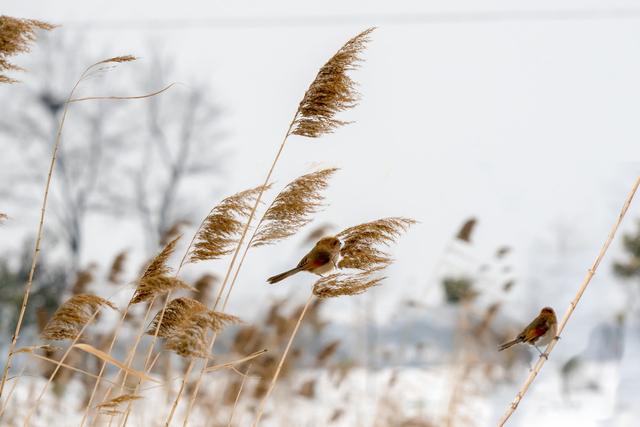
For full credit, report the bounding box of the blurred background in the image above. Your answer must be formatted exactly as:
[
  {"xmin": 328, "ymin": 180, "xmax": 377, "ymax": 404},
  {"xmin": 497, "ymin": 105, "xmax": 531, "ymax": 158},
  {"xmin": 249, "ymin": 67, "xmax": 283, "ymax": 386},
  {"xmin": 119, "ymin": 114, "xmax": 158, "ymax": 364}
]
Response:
[{"xmin": 2, "ymin": 1, "xmax": 640, "ymax": 426}]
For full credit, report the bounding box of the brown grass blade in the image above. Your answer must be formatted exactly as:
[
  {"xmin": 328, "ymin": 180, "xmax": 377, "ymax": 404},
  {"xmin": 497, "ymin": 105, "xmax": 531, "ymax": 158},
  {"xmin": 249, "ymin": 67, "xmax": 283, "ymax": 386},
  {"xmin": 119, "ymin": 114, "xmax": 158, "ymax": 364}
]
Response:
[
  {"xmin": 204, "ymin": 349, "xmax": 268, "ymax": 373},
  {"xmin": 290, "ymin": 28, "xmax": 375, "ymax": 137},
  {"xmin": 96, "ymin": 394, "xmax": 142, "ymax": 411},
  {"xmin": 252, "ymin": 168, "xmax": 338, "ymax": 247},
  {"xmin": 40, "ymin": 295, "xmax": 117, "ymax": 341},
  {"xmin": 72, "ymin": 343, "xmax": 159, "ymax": 383}
]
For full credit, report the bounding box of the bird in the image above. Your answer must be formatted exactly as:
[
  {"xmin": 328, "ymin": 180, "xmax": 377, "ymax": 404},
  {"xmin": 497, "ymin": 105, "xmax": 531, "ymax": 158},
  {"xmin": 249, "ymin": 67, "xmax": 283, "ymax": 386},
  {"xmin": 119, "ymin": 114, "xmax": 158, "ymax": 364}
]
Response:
[
  {"xmin": 267, "ymin": 236, "xmax": 341, "ymax": 284},
  {"xmin": 498, "ymin": 307, "xmax": 558, "ymax": 357}
]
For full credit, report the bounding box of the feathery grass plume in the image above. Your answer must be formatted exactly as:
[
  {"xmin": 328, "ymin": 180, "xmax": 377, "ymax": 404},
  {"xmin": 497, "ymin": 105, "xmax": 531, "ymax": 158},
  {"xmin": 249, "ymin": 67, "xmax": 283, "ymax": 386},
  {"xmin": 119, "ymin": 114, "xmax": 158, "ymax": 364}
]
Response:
[
  {"xmin": 108, "ymin": 250, "xmax": 127, "ymax": 284},
  {"xmin": 252, "ymin": 168, "xmax": 338, "ymax": 246},
  {"xmin": 337, "ymin": 217, "xmax": 416, "ymax": 270},
  {"xmin": 96, "ymin": 55, "xmax": 137, "ymax": 65},
  {"xmin": 130, "ymin": 276, "xmax": 193, "ymax": 304},
  {"xmin": 41, "ymin": 295, "xmax": 116, "ymax": 341},
  {"xmin": 313, "ymin": 269, "xmax": 385, "ymax": 298},
  {"xmin": 96, "ymin": 394, "xmax": 141, "ymax": 412},
  {"xmin": 0, "ymin": 212, "xmax": 7, "ymax": 223},
  {"xmin": 290, "ymin": 28, "xmax": 375, "ymax": 137},
  {"xmin": 142, "ymin": 235, "xmax": 180, "ymax": 279},
  {"xmin": 189, "ymin": 184, "xmax": 271, "ymax": 262},
  {"xmin": 147, "ymin": 297, "xmax": 240, "ymax": 357},
  {"xmin": 0, "ymin": 16, "xmax": 54, "ymax": 83}
]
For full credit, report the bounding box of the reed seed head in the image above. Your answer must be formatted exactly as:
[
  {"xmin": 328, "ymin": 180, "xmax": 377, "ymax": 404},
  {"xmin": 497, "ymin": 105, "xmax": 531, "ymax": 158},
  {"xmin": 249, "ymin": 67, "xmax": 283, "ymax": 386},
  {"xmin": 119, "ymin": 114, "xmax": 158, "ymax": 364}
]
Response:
[
  {"xmin": 252, "ymin": 168, "xmax": 338, "ymax": 247},
  {"xmin": 189, "ymin": 184, "xmax": 271, "ymax": 263},
  {"xmin": 0, "ymin": 16, "xmax": 54, "ymax": 83},
  {"xmin": 41, "ymin": 294, "xmax": 116, "ymax": 341},
  {"xmin": 291, "ymin": 28, "xmax": 375, "ymax": 138}
]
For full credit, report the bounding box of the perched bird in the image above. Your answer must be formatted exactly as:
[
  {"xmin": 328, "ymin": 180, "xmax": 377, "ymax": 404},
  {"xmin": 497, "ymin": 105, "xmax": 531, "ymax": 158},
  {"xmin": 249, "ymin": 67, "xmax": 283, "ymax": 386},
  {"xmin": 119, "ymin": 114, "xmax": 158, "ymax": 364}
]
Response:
[
  {"xmin": 267, "ymin": 236, "xmax": 341, "ymax": 284},
  {"xmin": 498, "ymin": 307, "xmax": 558, "ymax": 356}
]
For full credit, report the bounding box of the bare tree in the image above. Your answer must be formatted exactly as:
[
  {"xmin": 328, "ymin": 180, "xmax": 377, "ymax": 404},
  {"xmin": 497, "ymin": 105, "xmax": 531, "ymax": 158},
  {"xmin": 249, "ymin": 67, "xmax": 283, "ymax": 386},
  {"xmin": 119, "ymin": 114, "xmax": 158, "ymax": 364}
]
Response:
[
  {"xmin": 0, "ymin": 32, "xmax": 131, "ymax": 271},
  {"xmin": 130, "ymin": 51, "xmax": 226, "ymax": 252}
]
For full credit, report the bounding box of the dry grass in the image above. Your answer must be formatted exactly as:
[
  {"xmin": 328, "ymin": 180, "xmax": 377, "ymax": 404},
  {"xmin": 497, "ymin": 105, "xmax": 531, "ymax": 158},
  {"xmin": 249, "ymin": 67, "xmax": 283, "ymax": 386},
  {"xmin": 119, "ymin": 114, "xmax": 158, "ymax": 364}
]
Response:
[
  {"xmin": 251, "ymin": 168, "xmax": 338, "ymax": 247},
  {"xmin": 291, "ymin": 27, "xmax": 375, "ymax": 137},
  {"xmin": 0, "ymin": 16, "xmax": 54, "ymax": 83},
  {"xmin": 189, "ymin": 185, "xmax": 271, "ymax": 263},
  {"xmin": 41, "ymin": 295, "xmax": 117, "ymax": 341}
]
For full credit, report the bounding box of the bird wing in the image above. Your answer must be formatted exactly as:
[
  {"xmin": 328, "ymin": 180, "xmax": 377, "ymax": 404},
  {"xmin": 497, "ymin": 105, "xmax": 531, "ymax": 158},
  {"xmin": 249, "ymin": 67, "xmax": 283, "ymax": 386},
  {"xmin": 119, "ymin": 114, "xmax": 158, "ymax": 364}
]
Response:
[{"xmin": 522, "ymin": 315, "xmax": 550, "ymax": 343}]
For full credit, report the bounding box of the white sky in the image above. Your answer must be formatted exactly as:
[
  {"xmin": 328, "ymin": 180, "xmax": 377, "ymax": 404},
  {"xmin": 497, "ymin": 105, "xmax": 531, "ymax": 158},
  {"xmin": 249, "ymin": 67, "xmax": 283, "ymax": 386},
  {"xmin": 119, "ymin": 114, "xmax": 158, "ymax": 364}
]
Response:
[{"xmin": 3, "ymin": 1, "xmax": 640, "ymax": 337}]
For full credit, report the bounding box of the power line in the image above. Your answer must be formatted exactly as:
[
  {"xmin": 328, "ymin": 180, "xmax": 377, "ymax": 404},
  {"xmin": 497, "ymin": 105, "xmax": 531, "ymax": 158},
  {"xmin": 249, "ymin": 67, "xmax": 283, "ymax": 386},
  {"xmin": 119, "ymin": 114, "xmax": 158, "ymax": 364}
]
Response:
[{"xmin": 61, "ymin": 8, "xmax": 640, "ymax": 30}]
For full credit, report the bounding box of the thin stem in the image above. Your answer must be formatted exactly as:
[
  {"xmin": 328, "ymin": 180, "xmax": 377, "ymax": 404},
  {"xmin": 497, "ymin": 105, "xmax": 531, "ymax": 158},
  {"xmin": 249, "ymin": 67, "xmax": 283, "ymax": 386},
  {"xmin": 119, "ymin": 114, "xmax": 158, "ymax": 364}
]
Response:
[
  {"xmin": 24, "ymin": 307, "xmax": 103, "ymax": 426},
  {"xmin": 80, "ymin": 305, "xmax": 131, "ymax": 427},
  {"xmin": 178, "ymin": 117, "xmax": 297, "ymax": 427},
  {"xmin": 253, "ymin": 292, "xmax": 314, "ymax": 427},
  {"xmin": 0, "ymin": 64, "xmax": 88, "ymax": 400},
  {"xmin": 67, "ymin": 83, "xmax": 177, "ymax": 103},
  {"xmin": 227, "ymin": 364, "xmax": 252, "ymax": 427},
  {"xmin": 497, "ymin": 175, "xmax": 640, "ymax": 426}
]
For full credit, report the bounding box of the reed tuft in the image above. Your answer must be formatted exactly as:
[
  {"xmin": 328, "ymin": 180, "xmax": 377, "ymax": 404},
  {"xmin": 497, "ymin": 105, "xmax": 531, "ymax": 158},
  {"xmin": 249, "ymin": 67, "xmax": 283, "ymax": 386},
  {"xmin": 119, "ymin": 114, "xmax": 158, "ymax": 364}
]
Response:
[
  {"xmin": 0, "ymin": 16, "xmax": 54, "ymax": 83},
  {"xmin": 130, "ymin": 276, "xmax": 193, "ymax": 304},
  {"xmin": 147, "ymin": 297, "xmax": 241, "ymax": 357},
  {"xmin": 337, "ymin": 217, "xmax": 416, "ymax": 270},
  {"xmin": 97, "ymin": 55, "xmax": 137, "ymax": 65},
  {"xmin": 142, "ymin": 235, "xmax": 180, "ymax": 279},
  {"xmin": 252, "ymin": 168, "xmax": 338, "ymax": 246},
  {"xmin": 312, "ymin": 268, "xmax": 385, "ymax": 298},
  {"xmin": 189, "ymin": 184, "xmax": 271, "ymax": 263},
  {"xmin": 0, "ymin": 212, "xmax": 7, "ymax": 223},
  {"xmin": 291, "ymin": 28, "xmax": 375, "ymax": 138},
  {"xmin": 41, "ymin": 295, "xmax": 116, "ymax": 341}
]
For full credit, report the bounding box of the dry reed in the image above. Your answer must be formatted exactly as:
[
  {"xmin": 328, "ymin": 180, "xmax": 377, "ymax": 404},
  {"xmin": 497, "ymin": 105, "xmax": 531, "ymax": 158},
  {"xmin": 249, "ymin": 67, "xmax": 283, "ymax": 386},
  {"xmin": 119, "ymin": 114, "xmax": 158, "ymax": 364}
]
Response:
[
  {"xmin": 0, "ymin": 16, "xmax": 54, "ymax": 83},
  {"xmin": 497, "ymin": 176, "xmax": 640, "ymax": 426},
  {"xmin": 251, "ymin": 168, "xmax": 338, "ymax": 247},
  {"xmin": 188, "ymin": 185, "xmax": 270, "ymax": 263},
  {"xmin": 108, "ymin": 251, "xmax": 128, "ymax": 284},
  {"xmin": 177, "ymin": 29, "xmax": 374, "ymax": 426},
  {"xmin": 290, "ymin": 28, "xmax": 375, "ymax": 137},
  {"xmin": 0, "ymin": 52, "xmax": 173, "ymax": 403},
  {"xmin": 41, "ymin": 294, "xmax": 117, "ymax": 341}
]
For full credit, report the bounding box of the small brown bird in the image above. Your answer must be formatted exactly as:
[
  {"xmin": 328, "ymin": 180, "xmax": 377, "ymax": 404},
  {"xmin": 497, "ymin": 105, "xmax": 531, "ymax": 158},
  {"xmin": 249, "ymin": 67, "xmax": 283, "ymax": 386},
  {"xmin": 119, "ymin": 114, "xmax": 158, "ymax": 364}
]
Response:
[
  {"xmin": 267, "ymin": 236, "xmax": 341, "ymax": 284},
  {"xmin": 498, "ymin": 307, "xmax": 558, "ymax": 356}
]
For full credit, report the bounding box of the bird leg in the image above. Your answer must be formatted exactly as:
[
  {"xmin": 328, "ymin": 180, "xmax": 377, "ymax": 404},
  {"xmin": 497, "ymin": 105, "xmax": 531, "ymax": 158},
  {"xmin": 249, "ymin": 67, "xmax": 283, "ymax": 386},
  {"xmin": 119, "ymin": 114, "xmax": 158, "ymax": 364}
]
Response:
[{"xmin": 534, "ymin": 346, "xmax": 548, "ymax": 360}]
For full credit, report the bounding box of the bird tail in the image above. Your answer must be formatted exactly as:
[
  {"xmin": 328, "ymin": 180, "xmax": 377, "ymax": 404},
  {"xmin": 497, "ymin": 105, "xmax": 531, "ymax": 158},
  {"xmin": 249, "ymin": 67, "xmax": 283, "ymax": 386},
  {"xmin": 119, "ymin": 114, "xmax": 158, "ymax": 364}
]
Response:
[
  {"xmin": 498, "ymin": 338, "xmax": 522, "ymax": 351},
  {"xmin": 267, "ymin": 266, "xmax": 304, "ymax": 284}
]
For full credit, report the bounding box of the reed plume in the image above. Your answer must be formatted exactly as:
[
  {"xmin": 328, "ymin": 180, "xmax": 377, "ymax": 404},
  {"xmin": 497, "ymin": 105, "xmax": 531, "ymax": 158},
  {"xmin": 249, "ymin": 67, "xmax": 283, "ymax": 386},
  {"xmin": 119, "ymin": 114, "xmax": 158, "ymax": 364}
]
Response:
[
  {"xmin": 189, "ymin": 184, "xmax": 271, "ymax": 262},
  {"xmin": 0, "ymin": 212, "xmax": 7, "ymax": 223},
  {"xmin": 313, "ymin": 269, "xmax": 385, "ymax": 298},
  {"xmin": 142, "ymin": 235, "xmax": 180, "ymax": 279},
  {"xmin": 290, "ymin": 27, "xmax": 375, "ymax": 138},
  {"xmin": 130, "ymin": 276, "xmax": 193, "ymax": 304},
  {"xmin": 177, "ymin": 28, "xmax": 376, "ymax": 426},
  {"xmin": 0, "ymin": 16, "xmax": 54, "ymax": 83},
  {"xmin": 456, "ymin": 217, "xmax": 477, "ymax": 243},
  {"xmin": 146, "ymin": 297, "xmax": 240, "ymax": 357},
  {"xmin": 252, "ymin": 168, "xmax": 338, "ymax": 246},
  {"xmin": 337, "ymin": 217, "xmax": 416, "ymax": 270},
  {"xmin": 41, "ymin": 295, "xmax": 116, "ymax": 341}
]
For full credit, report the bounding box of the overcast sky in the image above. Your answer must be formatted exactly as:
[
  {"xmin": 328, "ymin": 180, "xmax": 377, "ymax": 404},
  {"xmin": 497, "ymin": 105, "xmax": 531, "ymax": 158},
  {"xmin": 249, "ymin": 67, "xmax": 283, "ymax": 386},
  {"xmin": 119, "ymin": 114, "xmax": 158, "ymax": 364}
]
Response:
[{"xmin": 3, "ymin": 1, "xmax": 640, "ymax": 343}]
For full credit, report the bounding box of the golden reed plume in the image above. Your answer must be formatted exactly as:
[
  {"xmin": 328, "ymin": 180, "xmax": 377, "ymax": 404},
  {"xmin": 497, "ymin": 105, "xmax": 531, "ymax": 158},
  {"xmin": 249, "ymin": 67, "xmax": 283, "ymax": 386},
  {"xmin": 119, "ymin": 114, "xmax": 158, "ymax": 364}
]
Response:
[
  {"xmin": 291, "ymin": 28, "xmax": 375, "ymax": 138},
  {"xmin": 41, "ymin": 295, "xmax": 116, "ymax": 341},
  {"xmin": 252, "ymin": 168, "xmax": 338, "ymax": 247},
  {"xmin": 189, "ymin": 184, "xmax": 271, "ymax": 263},
  {"xmin": 0, "ymin": 16, "xmax": 54, "ymax": 83}
]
